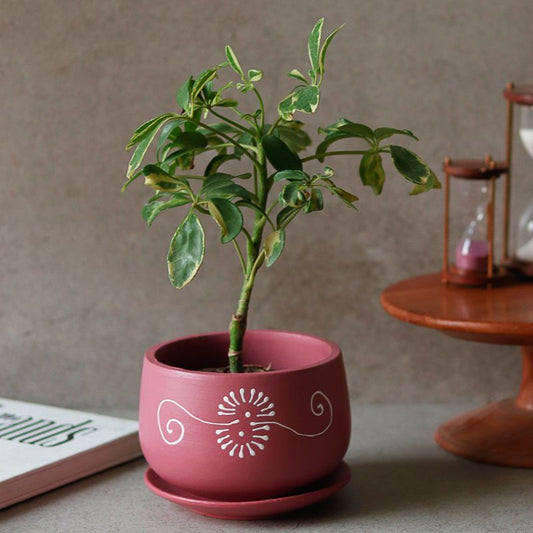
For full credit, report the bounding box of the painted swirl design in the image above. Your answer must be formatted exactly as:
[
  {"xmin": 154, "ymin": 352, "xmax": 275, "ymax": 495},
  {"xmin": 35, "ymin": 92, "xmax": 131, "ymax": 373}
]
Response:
[{"xmin": 157, "ymin": 388, "xmax": 332, "ymax": 458}]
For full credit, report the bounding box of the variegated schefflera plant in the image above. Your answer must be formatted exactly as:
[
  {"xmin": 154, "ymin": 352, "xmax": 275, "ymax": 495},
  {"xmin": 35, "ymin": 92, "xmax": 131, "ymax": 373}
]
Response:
[{"xmin": 123, "ymin": 19, "xmax": 440, "ymax": 373}]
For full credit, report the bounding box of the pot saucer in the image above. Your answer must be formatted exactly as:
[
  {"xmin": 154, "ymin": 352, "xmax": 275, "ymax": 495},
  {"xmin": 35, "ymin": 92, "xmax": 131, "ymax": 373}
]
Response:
[{"xmin": 144, "ymin": 462, "xmax": 351, "ymax": 520}]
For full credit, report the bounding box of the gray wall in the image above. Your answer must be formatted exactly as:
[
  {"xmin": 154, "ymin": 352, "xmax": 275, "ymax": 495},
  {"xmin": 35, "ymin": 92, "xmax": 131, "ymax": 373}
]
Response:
[{"xmin": 2, "ymin": 0, "xmax": 532, "ymax": 411}]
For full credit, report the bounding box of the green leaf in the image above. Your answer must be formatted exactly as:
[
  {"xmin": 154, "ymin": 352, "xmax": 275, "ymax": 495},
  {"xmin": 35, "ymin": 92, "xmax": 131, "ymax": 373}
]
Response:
[
  {"xmin": 320, "ymin": 118, "xmax": 370, "ymax": 136},
  {"xmin": 127, "ymin": 134, "xmax": 154, "ymax": 178},
  {"xmin": 126, "ymin": 115, "xmax": 175, "ymax": 176},
  {"xmin": 276, "ymin": 121, "xmax": 312, "ymax": 153},
  {"xmin": 317, "ymin": 166, "xmax": 335, "ymax": 179},
  {"xmin": 235, "ymin": 199, "xmax": 271, "ymax": 221},
  {"xmin": 278, "ymin": 92, "xmax": 297, "ymax": 121},
  {"xmin": 276, "ymin": 206, "xmax": 297, "ymax": 227},
  {"xmin": 318, "ymin": 118, "xmax": 349, "ymax": 135},
  {"xmin": 373, "ymin": 127, "xmax": 418, "ymax": 142},
  {"xmin": 127, "ymin": 115, "xmax": 174, "ymax": 151},
  {"xmin": 176, "ymin": 77, "xmax": 193, "ymax": 112},
  {"xmin": 234, "ymin": 132, "xmax": 254, "ymax": 156},
  {"xmin": 264, "ymin": 229, "xmax": 286, "ymax": 267},
  {"xmin": 126, "ymin": 113, "xmax": 176, "ymax": 150},
  {"xmin": 304, "ymin": 188, "xmax": 324, "ymax": 213},
  {"xmin": 172, "ymin": 131, "xmax": 208, "ymax": 150},
  {"xmin": 288, "ymin": 69, "xmax": 308, "ymax": 83},
  {"xmin": 205, "ymin": 154, "xmax": 241, "ymax": 176},
  {"xmin": 191, "ymin": 68, "xmax": 219, "ymax": 103},
  {"xmin": 164, "ymin": 149, "xmax": 195, "ymax": 170},
  {"xmin": 142, "ymin": 193, "xmax": 191, "ymax": 226},
  {"xmin": 330, "ymin": 185, "xmax": 359, "ymax": 210},
  {"xmin": 225, "ymin": 45, "xmax": 244, "ymax": 77},
  {"xmin": 185, "ymin": 109, "xmax": 202, "ymax": 132},
  {"xmin": 200, "ymin": 173, "xmax": 253, "ymax": 201},
  {"xmin": 315, "ymin": 132, "xmax": 352, "ymax": 162},
  {"xmin": 167, "ymin": 213, "xmax": 205, "ymax": 289},
  {"xmin": 338, "ymin": 122, "xmax": 375, "ymax": 143},
  {"xmin": 157, "ymin": 143, "xmax": 173, "ymax": 163},
  {"xmin": 318, "ymin": 175, "xmax": 358, "ymax": 209},
  {"xmin": 157, "ymin": 119, "xmax": 184, "ymax": 152},
  {"xmin": 273, "ymin": 170, "xmax": 308, "ymax": 182},
  {"xmin": 318, "ymin": 24, "xmax": 343, "ymax": 84},
  {"xmin": 389, "ymin": 145, "xmax": 431, "ymax": 185},
  {"xmin": 198, "ymin": 121, "xmax": 240, "ymax": 138},
  {"xmin": 308, "ymin": 18, "xmax": 324, "ymax": 84},
  {"xmin": 214, "ymin": 98, "xmax": 239, "ymax": 107},
  {"xmin": 316, "ymin": 120, "xmax": 376, "ymax": 162},
  {"xmin": 201, "ymin": 79, "xmax": 214, "ymax": 100},
  {"xmin": 143, "ymin": 165, "xmax": 190, "ymax": 193},
  {"xmin": 261, "ymin": 135, "xmax": 302, "ymax": 171},
  {"xmin": 248, "ymin": 69, "xmax": 263, "ymax": 82},
  {"xmin": 236, "ymin": 81, "xmax": 252, "ymax": 94},
  {"xmin": 162, "ymin": 131, "xmax": 208, "ymax": 169},
  {"xmin": 208, "ymin": 198, "xmax": 243, "ymax": 243},
  {"xmin": 409, "ymin": 169, "xmax": 442, "ymax": 195},
  {"xmin": 359, "ymin": 152, "xmax": 386, "ymax": 195},
  {"xmin": 279, "ymin": 182, "xmax": 307, "ymax": 208},
  {"xmin": 278, "ymin": 85, "xmax": 320, "ymax": 120}
]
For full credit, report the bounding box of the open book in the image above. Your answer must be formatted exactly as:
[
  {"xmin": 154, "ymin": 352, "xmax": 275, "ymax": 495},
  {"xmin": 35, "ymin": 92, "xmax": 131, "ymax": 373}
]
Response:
[{"xmin": 0, "ymin": 397, "xmax": 141, "ymax": 509}]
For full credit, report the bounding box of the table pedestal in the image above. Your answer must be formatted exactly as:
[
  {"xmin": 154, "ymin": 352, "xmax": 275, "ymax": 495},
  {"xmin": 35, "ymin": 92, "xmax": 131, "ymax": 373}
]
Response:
[{"xmin": 435, "ymin": 347, "xmax": 533, "ymax": 467}]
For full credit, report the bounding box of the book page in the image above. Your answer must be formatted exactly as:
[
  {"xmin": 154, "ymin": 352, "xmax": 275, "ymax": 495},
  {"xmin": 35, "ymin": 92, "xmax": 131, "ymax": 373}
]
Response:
[{"xmin": 0, "ymin": 398, "xmax": 138, "ymax": 482}]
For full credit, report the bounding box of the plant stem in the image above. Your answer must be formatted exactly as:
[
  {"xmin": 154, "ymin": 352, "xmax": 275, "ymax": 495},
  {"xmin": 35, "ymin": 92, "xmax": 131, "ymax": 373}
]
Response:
[
  {"xmin": 209, "ymin": 108, "xmax": 251, "ymax": 134},
  {"xmin": 227, "ymin": 143, "xmax": 268, "ymax": 372},
  {"xmin": 227, "ymin": 252, "xmax": 265, "ymax": 372},
  {"xmin": 228, "ymin": 281, "xmax": 251, "ymax": 370},
  {"xmin": 266, "ymin": 117, "xmax": 282, "ymax": 136},
  {"xmin": 252, "ymin": 88, "xmax": 265, "ymax": 130}
]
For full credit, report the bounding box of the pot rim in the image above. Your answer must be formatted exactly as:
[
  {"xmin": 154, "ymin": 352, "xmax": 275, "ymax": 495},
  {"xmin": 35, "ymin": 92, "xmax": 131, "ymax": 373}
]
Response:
[{"xmin": 144, "ymin": 329, "xmax": 341, "ymax": 376}]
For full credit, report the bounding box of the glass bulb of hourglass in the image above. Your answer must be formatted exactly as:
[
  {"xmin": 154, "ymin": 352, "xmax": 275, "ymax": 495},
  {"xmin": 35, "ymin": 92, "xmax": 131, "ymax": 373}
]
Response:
[
  {"xmin": 515, "ymin": 105, "xmax": 533, "ymax": 262},
  {"xmin": 455, "ymin": 204, "xmax": 489, "ymax": 271},
  {"xmin": 454, "ymin": 181, "xmax": 490, "ymax": 272},
  {"xmin": 519, "ymin": 105, "xmax": 533, "ymax": 158},
  {"xmin": 516, "ymin": 205, "xmax": 533, "ymax": 261}
]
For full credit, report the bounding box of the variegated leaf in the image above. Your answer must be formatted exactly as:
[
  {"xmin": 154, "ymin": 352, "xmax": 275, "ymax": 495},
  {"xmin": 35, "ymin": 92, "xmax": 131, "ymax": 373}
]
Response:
[
  {"xmin": 264, "ymin": 229, "xmax": 286, "ymax": 267},
  {"xmin": 167, "ymin": 213, "xmax": 205, "ymax": 289},
  {"xmin": 389, "ymin": 145, "xmax": 431, "ymax": 185}
]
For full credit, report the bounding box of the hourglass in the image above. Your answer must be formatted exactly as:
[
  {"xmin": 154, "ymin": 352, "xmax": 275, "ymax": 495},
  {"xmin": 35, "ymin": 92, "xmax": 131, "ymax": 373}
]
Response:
[
  {"xmin": 442, "ymin": 156, "xmax": 508, "ymax": 285},
  {"xmin": 503, "ymin": 83, "xmax": 533, "ymax": 275}
]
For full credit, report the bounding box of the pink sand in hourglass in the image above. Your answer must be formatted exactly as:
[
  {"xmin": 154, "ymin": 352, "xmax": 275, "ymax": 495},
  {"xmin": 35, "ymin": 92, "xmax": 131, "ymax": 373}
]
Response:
[{"xmin": 455, "ymin": 240, "xmax": 489, "ymax": 271}]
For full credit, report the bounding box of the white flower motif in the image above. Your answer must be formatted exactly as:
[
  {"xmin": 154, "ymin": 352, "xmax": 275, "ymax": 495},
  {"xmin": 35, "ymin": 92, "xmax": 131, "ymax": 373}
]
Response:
[{"xmin": 215, "ymin": 388, "xmax": 275, "ymax": 458}]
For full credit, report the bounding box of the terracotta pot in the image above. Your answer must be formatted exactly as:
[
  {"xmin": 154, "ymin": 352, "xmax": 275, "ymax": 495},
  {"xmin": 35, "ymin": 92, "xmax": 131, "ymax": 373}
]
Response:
[{"xmin": 139, "ymin": 330, "xmax": 351, "ymax": 501}]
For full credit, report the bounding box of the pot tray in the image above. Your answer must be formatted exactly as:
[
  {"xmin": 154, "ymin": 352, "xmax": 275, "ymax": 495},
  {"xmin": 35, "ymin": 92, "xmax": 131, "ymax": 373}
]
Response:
[{"xmin": 144, "ymin": 461, "xmax": 351, "ymax": 520}]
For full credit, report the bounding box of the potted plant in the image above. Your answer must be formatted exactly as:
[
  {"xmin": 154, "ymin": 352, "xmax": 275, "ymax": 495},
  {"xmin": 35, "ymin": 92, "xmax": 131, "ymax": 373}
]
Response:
[{"xmin": 124, "ymin": 19, "xmax": 438, "ymax": 518}]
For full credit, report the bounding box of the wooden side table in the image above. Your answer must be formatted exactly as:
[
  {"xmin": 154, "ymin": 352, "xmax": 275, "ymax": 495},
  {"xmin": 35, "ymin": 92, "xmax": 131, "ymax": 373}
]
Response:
[{"xmin": 381, "ymin": 272, "xmax": 533, "ymax": 467}]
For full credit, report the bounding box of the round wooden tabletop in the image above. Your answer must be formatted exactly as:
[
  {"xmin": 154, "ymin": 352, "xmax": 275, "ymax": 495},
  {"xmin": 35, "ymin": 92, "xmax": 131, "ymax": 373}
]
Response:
[{"xmin": 381, "ymin": 272, "xmax": 533, "ymax": 345}]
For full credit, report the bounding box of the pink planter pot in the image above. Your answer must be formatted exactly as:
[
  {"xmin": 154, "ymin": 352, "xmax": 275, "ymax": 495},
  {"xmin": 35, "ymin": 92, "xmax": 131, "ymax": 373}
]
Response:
[{"xmin": 139, "ymin": 330, "xmax": 351, "ymax": 501}]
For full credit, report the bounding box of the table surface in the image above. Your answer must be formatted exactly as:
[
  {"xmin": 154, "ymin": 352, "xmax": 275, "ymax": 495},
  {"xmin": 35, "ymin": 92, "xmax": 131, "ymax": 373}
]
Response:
[
  {"xmin": 381, "ymin": 272, "xmax": 533, "ymax": 345},
  {"xmin": 2, "ymin": 404, "xmax": 533, "ymax": 533}
]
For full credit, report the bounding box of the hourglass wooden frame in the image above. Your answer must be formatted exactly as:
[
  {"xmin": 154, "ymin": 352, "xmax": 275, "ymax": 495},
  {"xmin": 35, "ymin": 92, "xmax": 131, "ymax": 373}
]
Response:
[
  {"xmin": 442, "ymin": 157, "xmax": 508, "ymax": 286},
  {"xmin": 503, "ymin": 82, "xmax": 533, "ymax": 275}
]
